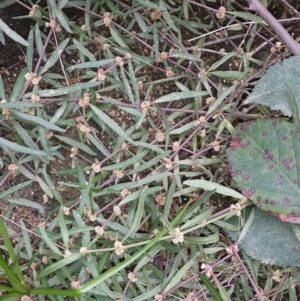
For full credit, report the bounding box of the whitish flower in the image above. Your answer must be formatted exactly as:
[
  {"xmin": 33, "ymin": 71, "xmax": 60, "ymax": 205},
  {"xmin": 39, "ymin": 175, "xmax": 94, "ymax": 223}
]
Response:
[
  {"xmin": 80, "ymin": 247, "xmax": 88, "ymax": 254},
  {"xmin": 121, "ymin": 189, "xmax": 131, "ymax": 198},
  {"xmin": 230, "ymin": 202, "xmax": 242, "ymax": 216},
  {"xmin": 164, "ymin": 158, "xmax": 173, "ymax": 169},
  {"xmin": 42, "ymin": 256, "xmax": 48, "ymax": 264},
  {"xmin": 21, "ymin": 296, "xmax": 32, "ymax": 301},
  {"xmin": 62, "ymin": 206, "xmax": 70, "ymax": 215},
  {"xmin": 201, "ymin": 263, "xmax": 212, "ymax": 278},
  {"xmin": 79, "ymin": 124, "xmax": 91, "ymax": 134},
  {"xmin": 154, "ymin": 294, "xmax": 163, "ymax": 301},
  {"xmin": 165, "ymin": 67, "xmax": 174, "ymax": 78},
  {"xmin": 114, "ymin": 241, "xmax": 125, "ymax": 256},
  {"xmin": 158, "ymin": 52, "xmax": 168, "ymax": 62},
  {"xmin": 172, "ymin": 228, "xmax": 184, "ymax": 244},
  {"xmin": 125, "ymin": 52, "xmax": 131, "ymax": 59},
  {"xmin": 97, "ymin": 69, "xmax": 106, "ymax": 81},
  {"xmin": 216, "ymin": 6, "xmax": 226, "ymax": 19},
  {"xmin": 211, "ymin": 141, "xmax": 220, "ymax": 152},
  {"xmin": 8, "ymin": 164, "xmax": 18, "ymax": 173},
  {"xmin": 114, "ymin": 169, "xmax": 124, "ymax": 179},
  {"xmin": 155, "ymin": 131, "xmax": 165, "ymax": 142},
  {"xmin": 71, "ymin": 281, "xmax": 81, "ymax": 288},
  {"xmin": 272, "ymin": 269, "xmax": 283, "ymax": 282},
  {"xmin": 79, "ymin": 93, "xmax": 90, "ymax": 108},
  {"xmin": 151, "ymin": 10, "xmax": 161, "ymax": 20},
  {"xmin": 29, "ymin": 4, "xmax": 40, "ymax": 17},
  {"xmin": 95, "ymin": 226, "xmax": 104, "ymax": 235},
  {"xmin": 155, "ymin": 194, "xmax": 166, "ymax": 206},
  {"xmin": 141, "ymin": 100, "xmax": 151, "ymax": 114},
  {"xmin": 128, "ymin": 272, "xmax": 137, "ymax": 282},
  {"xmin": 92, "ymin": 163, "xmax": 101, "ymax": 173},
  {"xmin": 113, "ymin": 205, "xmax": 121, "ymax": 216},
  {"xmin": 115, "ymin": 56, "xmax": 123, "ymax": 67},
  {"xmin": 31, "ymin": 94, "xmax": 40, "ymax": 102},
  {"xmin": 172, "ymin": 141, "xmax": 180, "ymax": 151},
  {"xmin": 64, "ymin": 250, "xmax": 72, "ymax": 257}
]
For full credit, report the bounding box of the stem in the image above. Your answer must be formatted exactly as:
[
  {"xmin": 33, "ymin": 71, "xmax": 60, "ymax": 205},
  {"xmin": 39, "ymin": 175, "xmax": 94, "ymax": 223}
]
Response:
[{"xmin": 246, "ymin": 0, "xmax": 300, "ymax": 54}]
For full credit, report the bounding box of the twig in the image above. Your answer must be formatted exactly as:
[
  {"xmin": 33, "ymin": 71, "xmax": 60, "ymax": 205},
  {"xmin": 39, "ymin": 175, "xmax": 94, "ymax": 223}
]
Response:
[{"xmin": 246, "ymin": 0, "xmax": 300, "ymax": 54}]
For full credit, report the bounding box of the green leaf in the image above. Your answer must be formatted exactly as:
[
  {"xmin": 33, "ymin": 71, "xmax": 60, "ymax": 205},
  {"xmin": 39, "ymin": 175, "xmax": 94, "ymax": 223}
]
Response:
[
  {"xmin": 13, "ymin": 111, "xmax": 66, "ymax": 132},
  {"xmin": 227, "ymin": 118, "xmax": 300, "ymax": 222},
  {"xmin": 40, "ymin": 38, "xmax": 69, "ymax": 74},
  {"xmin": 155, "ymin": 91, "xmax": 208, "ymax": 103},
  {"xmin": 54, "ymin": 135, "xmax": 97, "ymax": 156},
  {"xmin": 90, "ymin": 104, "xmax": 135, "ymax": 144},
  {"xmin": 244, "ymin": 54, "xmax": 300, "ymax": 117},
  {"xmin": 0, "ymin": 19, "xmax": 28, "ymax": 46},
  {"xmin": 184, "ymin": 179, "xmax": 243, "ymax": 199},
  {"xmin": 10, "ymin": 67, "xmax": 28, "ymax": 102},
  {"xmin": 0, "ymin": 138, "xmax": 48, "ymax": 156},
  {"xmin": 227, "ymin": 206, "xmax": 300, "ymax": 267},
  {"xmin": 26, "ymin": 29, "xmax": 34, "ymax": 72}
]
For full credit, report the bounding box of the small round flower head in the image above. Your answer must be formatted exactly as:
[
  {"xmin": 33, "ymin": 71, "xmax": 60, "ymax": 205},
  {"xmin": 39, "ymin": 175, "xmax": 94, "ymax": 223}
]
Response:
[
  {"xmin": 272, "ymin": 269, "xmax": 283, "ymax": 282},
  {"xmin": 113, "ymin": 205, "xmax": 121, "ymax": 216},
  {"xmin": 71, "ymin": 280, "xmax": 81, "ymax": 288},
  {"xmin": 171, "ymin": 228, "xmax": 184, "ymax": 244},
  {"xmin": 151, "ymin": 9, "xmax": 161, "ymax": 20},
  {"xmin": 95, "ymin": 226, "xmax": 104, "ymax": 235},
  {"xmin": 79, "ymin": 93, "xmax": 90, "ymax": 108},
  {"xmin": 97, "ymin": 69, "xmax": 106, "ymax": 81},
  {"xmin": 165, "ymin": 67, "xmax": 174, "ymax": 78},
  {"xmin": 92, "ymin": 163, "xmax": 101, "ymax": 173},
  {"xmin": 159, "ymin": 52, "xmax": 168, "ymax": 62},
  {"xmin": 121, "ymin": 189, "xmax": 131, "ymax": 198},
  {"xmin": 211, "ymin": 140, "xmax": 220, "ymax": 152},
  {"xmin": 216, "ymin": 6, "xmax": 226, "ymax": 19},
  {"xmin": 155, "ymin": 194, "xmax": 166, "ymax": 206},
  {"xmin": 141, "ymin": 100, "xmax": 151, "ymax": 114},
  {"xmin": 155, "ymin": 131, "xmax": 165, "ymax": 142},
  {"xmin": 31, "ymin": 94, "xmax": 40, "ymax": 102},
  {"xmin": 80, "ymin": 246, "xmax": 88, "ymax": 254},
  {"xmin": 114, "ymin": 241, "xmax": 125, "ymax": 256},
  {"xmin": 63, "ymin": 206, "xmax": 70, "ymax": 215},
  {"xmin": 128, "ymin": 272, "xmax": 137, "ymax": 282},
  {"xmin": 8, "ymin": 164, "xmax": 18, "ymax": 175},
  {"xmin": 29, "ymin": 4, "xmax": 40, "ymax": 17},
  {"xmin": 164, "ymin": 158, "xmax": 173, "ymax": 169},
  {"xmin": 125, "ymin": 52, "xmax": 132, "ymax": 59},
  {"xmin": 113, "ymin": 169, "xmax": 124, "ymax": 179},
  {"xmin": 115, "ymin": 56, "xmax": 123, "ymax": 67},
  {"xmin": 79, "ymin": 124, "xmax": 91, "ymax": 134},
  {"xmin": 172, "ymin": 141, "xmax": 180, "ymax": 151},
  {"xmin": 103, "ymin": 12, "xmax": 113, "ymax": 27}
]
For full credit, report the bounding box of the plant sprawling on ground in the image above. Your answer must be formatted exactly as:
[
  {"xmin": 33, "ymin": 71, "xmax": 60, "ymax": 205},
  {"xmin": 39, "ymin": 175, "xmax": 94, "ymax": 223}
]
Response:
[{"xmin": 0, "ymin": 0, "xmax": 300, "ymax": 300}]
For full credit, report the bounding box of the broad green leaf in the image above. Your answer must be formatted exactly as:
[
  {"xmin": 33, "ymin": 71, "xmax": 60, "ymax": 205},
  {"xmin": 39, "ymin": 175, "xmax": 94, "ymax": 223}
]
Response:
[
  {"xmin": 244, "ymin": 54, "xmax": 300, "ymax": 117},
  {"xmin": 0, "ymin": 19, "xmax": 28, "ymax": 46},
  {"xmin": 227, "ymin": 118, "xmax": 300, "ymax": 222},
  {"xmin": 227, "ymin": 206, "xmax": 300, "ymax": 267},
  {"xmin": 155, "ymin": 91, "xmax": 208, "ymax": 103}
]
